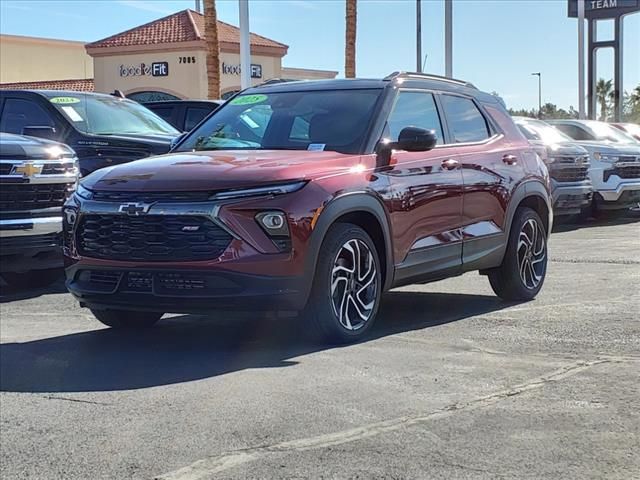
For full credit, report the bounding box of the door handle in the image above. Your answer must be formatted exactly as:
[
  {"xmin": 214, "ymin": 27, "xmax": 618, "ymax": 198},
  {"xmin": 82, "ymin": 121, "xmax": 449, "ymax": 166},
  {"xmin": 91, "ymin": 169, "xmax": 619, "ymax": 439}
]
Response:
[
  {"xmin": 502, "ymin": 154, "xmax": 518, "ymax": 165},
  {"xmin": 441, "ymin": 158, "xmax": 459, "ymax": 170}
]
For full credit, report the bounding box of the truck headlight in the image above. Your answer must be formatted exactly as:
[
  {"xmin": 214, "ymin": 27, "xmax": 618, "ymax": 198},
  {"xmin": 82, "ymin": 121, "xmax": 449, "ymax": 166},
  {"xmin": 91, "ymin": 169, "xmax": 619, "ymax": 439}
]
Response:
[{"xmin": 593, "ymin": 152, "xmax": 619, "ymax": 162}]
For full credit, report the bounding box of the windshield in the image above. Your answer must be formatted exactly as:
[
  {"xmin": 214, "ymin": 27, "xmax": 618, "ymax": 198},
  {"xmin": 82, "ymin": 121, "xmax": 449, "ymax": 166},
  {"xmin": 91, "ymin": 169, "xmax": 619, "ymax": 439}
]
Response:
[
  {"xmin": 176, "ymin": 89, "xmax": 382, "ymax": 154},
  {"xmin": 584, "ymin": 121, "xmax": 637, "ymax": 144},
  {"xmin": 48, "ymin": 94, "xmax": 179, "ymax": 136},
  {"xmin": 517, "ymin": 120, "xmax": 573, "ymax": 144}
]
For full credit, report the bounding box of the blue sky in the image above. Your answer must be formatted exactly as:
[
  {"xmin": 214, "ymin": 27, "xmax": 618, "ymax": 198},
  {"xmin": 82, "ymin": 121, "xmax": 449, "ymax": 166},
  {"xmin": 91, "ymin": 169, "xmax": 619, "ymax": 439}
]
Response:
[{"xmin": 1, "ymin": 0, "xmax": 638, "ymax": 110}]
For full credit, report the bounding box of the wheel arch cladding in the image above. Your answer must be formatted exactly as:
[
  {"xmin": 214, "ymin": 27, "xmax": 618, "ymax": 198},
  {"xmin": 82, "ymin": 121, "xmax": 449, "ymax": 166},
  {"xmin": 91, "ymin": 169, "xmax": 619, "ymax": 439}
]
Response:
[{"xmin": 306, "ymin": 193, "xmax": 394, "ymax": 294}]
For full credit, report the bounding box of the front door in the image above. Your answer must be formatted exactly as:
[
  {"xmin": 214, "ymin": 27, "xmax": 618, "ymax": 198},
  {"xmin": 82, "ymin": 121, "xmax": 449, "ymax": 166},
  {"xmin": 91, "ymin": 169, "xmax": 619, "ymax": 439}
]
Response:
[{"xmin": 384, "ymin": 90, "xmax": 464, "ymax": 285}]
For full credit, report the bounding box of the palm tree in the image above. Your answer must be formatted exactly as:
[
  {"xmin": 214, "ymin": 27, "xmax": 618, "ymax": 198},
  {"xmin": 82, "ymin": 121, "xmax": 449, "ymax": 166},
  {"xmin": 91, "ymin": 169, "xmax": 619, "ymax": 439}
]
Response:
[
  {"xmin": 345, "ymin": 0, "xmax": 357, "ymax": 78},
  {"xmin": 595, "ymin": 78, "xmax": 612, "ymax": 121},
  {"xmin": 204, "ymin": 0, "xmax": 221, "ymax": 99},
  {"xmin": 631, "ymin": 85, "xmax": 640, "ymax": 105}
]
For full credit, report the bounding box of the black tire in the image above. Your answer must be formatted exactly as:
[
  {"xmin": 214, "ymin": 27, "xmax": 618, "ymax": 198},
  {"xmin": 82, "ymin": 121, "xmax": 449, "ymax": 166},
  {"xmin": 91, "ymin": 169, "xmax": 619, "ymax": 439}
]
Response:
[
  {"xmin": 488, "ymin": 207, "xmax": 548, "ymax": 301},
  {"xmin": 91, "ymin": 309, "xmax": 163, "ymax": 329},
  {"xmin": 304, "ymin": 223, "xmax": 382, "ymax": 344}
]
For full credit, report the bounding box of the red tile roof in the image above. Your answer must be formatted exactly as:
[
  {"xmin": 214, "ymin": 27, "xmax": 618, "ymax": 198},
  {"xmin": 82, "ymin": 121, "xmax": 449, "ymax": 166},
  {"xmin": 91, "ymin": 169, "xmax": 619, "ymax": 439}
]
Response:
[
  {"xmin": 0, "ymin": 78, "xmax": 95, "ymax": 92},
  {"xmin": 86, "ymin": 9, "xmax": 288, "ymax": 52}
]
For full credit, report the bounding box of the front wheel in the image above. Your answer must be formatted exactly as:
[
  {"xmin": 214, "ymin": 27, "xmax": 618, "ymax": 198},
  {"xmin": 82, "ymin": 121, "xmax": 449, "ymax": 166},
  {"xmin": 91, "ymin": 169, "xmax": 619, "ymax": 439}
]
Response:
[
  {"xmin": 304, "ymin": 223, "xmax": 382, "ymax": 344},
  {"xmin": 488, "ymin": 207, "xmax": 548, "ymax": 301},
  {"xmin": 90, "ymin": 309, "xmax": 163, "ymax": 329}
]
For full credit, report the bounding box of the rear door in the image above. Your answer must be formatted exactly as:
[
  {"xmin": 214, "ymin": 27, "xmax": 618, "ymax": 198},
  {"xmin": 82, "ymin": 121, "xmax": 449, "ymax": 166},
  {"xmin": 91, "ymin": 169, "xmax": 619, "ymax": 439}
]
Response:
[
  {"xmin": 438, "ymin": 94, "xmax": 526, "ymax": 269},
  {"xmin": 385, "ymin": 89, "xmax": 464, "ymax": 284}
]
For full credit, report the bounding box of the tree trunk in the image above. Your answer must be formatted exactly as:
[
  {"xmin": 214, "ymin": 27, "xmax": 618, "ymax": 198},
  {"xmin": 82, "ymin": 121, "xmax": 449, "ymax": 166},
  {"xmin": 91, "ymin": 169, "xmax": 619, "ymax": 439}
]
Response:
[
  {"xmin": 204, "ymin": 0, "xmax": 221, "ymax": 99},
  {"xmin": 345, "ymin": 0, "xmax": 357, "ymax": 78}
]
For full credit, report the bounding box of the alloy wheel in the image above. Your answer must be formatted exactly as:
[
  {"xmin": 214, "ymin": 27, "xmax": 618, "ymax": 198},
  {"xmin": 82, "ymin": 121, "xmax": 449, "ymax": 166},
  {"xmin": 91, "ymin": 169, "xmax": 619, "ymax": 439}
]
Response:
[
  {"xmin": 517, "ymin": 218, "xmax": 546, "ymax": 290},
  {"xmin": 330, "ymin": 239, "xmax": 378, "ymax": 331}
]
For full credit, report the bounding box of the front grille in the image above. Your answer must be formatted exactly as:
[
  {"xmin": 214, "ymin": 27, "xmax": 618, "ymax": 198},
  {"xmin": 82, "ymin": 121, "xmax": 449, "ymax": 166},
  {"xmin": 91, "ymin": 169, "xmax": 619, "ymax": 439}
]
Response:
[
  {"xmin": 42, "ymin": 162, "xmax": 76, "ymax": 175},
  {"xmin": 550, "ymin": 166, "xmax": 589, "ymax": 182},
  {"xmin": 610, "ymin": 165, "xmax": 640, "ymax": 179},
  {"xmin": 0, "ymin": 163, "xmax": 13, "ymax": 175},
  {"xmin": 92, "ymin": 191, "xmax": 213, "ymax": 203},
  {"xmin": 77, "ymin": 214, "xmax": 233, "ymax": 261},
  {"xmin": 0, "ymin": 182, "xmax": 74, "ymax": 211},
  {"xmin": 618, "ymin": 156, "xmax": 640, "ymax": 163}
]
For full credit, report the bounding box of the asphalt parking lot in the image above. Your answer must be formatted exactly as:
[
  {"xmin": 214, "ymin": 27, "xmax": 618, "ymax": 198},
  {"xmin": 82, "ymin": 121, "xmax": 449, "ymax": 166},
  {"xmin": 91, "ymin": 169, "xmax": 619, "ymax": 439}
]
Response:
[{"xmin": 1, "ymin": 216, "xmax": 639, "ymax": 480}]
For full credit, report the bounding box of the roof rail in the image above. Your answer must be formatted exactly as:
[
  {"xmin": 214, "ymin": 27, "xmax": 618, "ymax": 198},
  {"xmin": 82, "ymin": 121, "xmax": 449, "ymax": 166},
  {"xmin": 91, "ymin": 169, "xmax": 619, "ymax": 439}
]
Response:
[{"xmin": 384, "ymin": 71, "xmax": 477, "ymax": 90}]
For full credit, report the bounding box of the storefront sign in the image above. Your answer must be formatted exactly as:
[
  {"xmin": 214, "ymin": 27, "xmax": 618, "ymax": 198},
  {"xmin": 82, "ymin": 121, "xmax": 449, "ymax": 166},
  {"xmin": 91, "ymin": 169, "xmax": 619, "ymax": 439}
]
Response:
[
  {"xmin": 222, "ymin": 62, "xmax": 262, "ymax": 79},
  {"xmin": 568, "ymin": 0, "xmax": 639, "ymax": 18},
  {"xmin": 119, "ymin": 62, "xmax": 169, "ymax": 77}
]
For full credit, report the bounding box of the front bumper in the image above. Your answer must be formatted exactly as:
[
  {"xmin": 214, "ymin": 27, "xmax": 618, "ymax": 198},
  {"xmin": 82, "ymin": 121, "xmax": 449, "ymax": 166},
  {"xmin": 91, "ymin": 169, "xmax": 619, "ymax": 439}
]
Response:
[
  {"xmin": 551, "ymin": 181, "xmax": 593, "ymax": 216},
  {"xmin": 65, "ymin": 264, "xmax": 308, "ymax": 313},
  {"xmin": 595, "ymin": 186, "xmax": 640, "ymax": 209},
  {"xmin": 0, "ymin": 215, "xmax": 62, "ymax": 238}
]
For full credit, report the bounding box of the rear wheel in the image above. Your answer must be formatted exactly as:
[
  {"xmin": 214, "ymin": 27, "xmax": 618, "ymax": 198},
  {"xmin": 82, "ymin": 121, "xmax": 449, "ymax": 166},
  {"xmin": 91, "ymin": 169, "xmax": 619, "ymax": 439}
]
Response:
[
  {"xmin": 488, "ymin": 207, "xmax": 547, "ymax": 301},
  {"xmin": 304, "ymin": 223, "xmax": 382, "ymax": 344},
  {"xmin": 91, "ymin": 309, "xmax": 163, "ymax": 329}
]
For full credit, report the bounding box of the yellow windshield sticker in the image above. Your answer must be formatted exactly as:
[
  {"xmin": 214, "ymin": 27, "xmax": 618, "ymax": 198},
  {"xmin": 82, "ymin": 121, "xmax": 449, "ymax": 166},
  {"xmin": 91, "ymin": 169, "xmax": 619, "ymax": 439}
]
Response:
[
  {"xmin": 49, "ymin": 97, "xmax": 81, "ymax": 105},
  {"xmin": 229, "ymin": 94, "xmax": 268, "ymax": 106}
]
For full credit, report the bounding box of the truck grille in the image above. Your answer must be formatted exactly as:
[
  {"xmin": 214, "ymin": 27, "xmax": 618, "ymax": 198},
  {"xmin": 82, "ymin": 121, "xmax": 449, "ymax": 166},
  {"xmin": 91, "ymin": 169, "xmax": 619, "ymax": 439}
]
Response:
[
  {"xmin": 611, "ymin": 165, "xmax": 640, "ymax": 179},
  {"xmin": 550, "ymin": 166, "xmax": 589, "ymax": 182},
  {"xmin": 0, "ymin": 182, "xmax": 74, "ymax": 211},
  {"xmin": 76, "ymin": 214, "xmax": 233, "ymax": 261}
]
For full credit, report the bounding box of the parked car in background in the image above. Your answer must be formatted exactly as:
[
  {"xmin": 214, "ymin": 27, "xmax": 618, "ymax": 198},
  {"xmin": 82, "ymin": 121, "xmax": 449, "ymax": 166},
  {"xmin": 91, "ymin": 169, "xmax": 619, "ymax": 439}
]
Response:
[
  {"xmin": 611, "ymin": 123, "xmax": 640, "ymax": 142},
  {"xmin": 64, "ymin": 73, "xmax": 552, "ymax": 343},
  {"xmin": 0, "ymin": 133, "xmax": 78, "ymax": 287},
  {"xmin": 143, "ymin": 100, "xmax": 223, "ymax": 132},
  {"xmin": 514, "ymin": 117, "xmax": 592, "ymax": 218},
  {"xmin": 0, "ymin": 90, "xmax": 179, "ymax": 176},
  {"xmin": 548, "ymin": 120, "xmax": 640, "ymax": 213}
]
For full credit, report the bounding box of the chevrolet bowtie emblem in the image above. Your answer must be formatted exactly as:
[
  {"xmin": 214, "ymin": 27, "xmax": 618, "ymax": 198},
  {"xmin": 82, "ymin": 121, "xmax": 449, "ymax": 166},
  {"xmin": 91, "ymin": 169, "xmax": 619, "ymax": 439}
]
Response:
[
  {"xmin": 14, "ymin": 164, "xmax": 43, "ymax": 177},
  {"xmin": 118, "ymin": 202, "xmax": 151, "ymax": 216}
]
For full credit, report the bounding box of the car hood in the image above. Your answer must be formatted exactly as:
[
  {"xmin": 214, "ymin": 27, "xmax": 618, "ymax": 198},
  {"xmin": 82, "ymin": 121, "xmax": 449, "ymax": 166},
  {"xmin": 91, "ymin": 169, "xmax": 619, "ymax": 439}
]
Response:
[
  {"xmin": 531, "ymin": 141, "xmax": 588, "ymax": 157},
  {"xmin": 569, "ymin": 141, "xmax": 640, "ymax": 156},
  {"xmin": 82, "ymin": 150, "xmax": 362, "ymax": 191}
]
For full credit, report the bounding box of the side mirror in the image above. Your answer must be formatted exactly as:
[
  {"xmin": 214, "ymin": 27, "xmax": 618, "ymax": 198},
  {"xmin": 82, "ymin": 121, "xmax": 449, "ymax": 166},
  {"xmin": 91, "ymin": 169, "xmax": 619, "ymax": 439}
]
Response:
[
  {"xmin": 375, "ymin": 127, "xmax": 437, "ymax": 167},
  {"xmin": 22, "ymin": 126, "xmax": 57, "ymax": 141},
  {"xmin": 170, "ymin": 132, "xmax": 187, "ymax": 151},
  {"xmin": 395, "ymin": 127, "xmax": 437, "ymax": 152}
]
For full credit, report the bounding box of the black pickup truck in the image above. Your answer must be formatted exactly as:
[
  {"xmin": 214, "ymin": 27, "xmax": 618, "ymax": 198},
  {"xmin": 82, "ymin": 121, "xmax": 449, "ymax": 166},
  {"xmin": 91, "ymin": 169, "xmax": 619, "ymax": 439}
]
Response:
[
  {"xmin": 0, "ymin": 133, "xmax": 78, "ymax": 287},
  {"xmin": 0, "ymin": 90, "xmax": 179, "ymax": 176}
]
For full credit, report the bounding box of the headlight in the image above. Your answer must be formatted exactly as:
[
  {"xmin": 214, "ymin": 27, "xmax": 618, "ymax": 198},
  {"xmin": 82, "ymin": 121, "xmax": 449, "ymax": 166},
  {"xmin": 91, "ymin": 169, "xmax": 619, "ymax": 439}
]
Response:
[
  {"xmin": 76, "ymin": 183, "xmax": 93, "ymax": 200},
  {"xmin": 593, "ymin": 152, "xmax": 619, "ymax": 162},
  {"xmin": 211, "ymin": 181, "xmax": 307, "ymax": 201}
]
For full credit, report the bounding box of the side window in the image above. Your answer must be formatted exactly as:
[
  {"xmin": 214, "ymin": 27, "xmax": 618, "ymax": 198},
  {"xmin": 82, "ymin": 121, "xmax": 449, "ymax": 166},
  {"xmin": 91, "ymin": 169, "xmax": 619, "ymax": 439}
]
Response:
[
  {"xmin": 151, "ymin": 107, "xmax": 174, "ymax": 124},
  {"xmin": 0, "ymin": 98, "xmax": 55, "ymax": 135},
  {"xmin": 440, "ymin": 95, "xmax": 490, "ymax": 143},
  {"xmin": 387, "ymin": 91, "xmax": 444, "ymax": 144},
  {"xmin": 184, "ymin": 107, "xmax": 213, "ymax": 131}
]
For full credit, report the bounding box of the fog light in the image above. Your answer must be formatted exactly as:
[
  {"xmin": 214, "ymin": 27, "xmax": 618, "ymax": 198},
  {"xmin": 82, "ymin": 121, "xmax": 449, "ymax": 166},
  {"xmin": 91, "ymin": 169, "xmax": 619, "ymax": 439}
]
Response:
[
  {"xmin": 256, "ymin": 211, "xmax": 288, "ymax": 235},
  {"xmin": 255, "ymin": 211, "xmax": 290, "ymax": 252},
  {"xmin": 64, "ymin": 207, "xmax": 77, "ymax": 226}
]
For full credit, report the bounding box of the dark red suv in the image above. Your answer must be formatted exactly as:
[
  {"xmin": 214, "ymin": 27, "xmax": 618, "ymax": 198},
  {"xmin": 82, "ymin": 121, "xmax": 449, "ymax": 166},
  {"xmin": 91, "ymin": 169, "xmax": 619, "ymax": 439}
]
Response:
[{"xmin": 64, "ymin": 72, "xmax": 552, "ymax": 343}]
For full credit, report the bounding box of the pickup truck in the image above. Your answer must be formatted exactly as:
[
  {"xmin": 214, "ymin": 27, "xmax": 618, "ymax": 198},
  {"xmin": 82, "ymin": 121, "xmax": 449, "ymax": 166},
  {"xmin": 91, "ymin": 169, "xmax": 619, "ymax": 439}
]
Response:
[
  {"xmin": 0, "ymin": 133, "xmax": 78, "ymax": 287},
  {"xmin": 0, "ymin": 90, "xmax": 178, "ymax": 175}
]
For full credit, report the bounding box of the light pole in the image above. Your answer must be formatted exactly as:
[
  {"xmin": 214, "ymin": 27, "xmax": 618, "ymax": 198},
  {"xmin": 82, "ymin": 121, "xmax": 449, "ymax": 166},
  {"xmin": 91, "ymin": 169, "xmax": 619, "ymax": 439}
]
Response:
[
  {"xmin": 416, "ymin": 0, "xmax": 422, "ymax": 72},
  {"xmin": 531, "ymin": 72, "xmax": 542, "ymax": 118}
]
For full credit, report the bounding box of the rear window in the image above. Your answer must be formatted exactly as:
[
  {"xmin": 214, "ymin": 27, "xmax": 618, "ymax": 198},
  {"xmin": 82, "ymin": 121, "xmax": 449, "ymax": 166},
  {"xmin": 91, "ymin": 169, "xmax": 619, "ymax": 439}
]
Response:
[{"xmin": 440, "ymin": 95, "xmax": 490, "ymax": 143}]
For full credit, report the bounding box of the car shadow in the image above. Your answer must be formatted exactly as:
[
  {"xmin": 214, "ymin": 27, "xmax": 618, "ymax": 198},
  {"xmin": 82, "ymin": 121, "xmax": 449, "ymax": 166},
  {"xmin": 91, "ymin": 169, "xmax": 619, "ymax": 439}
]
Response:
[
  {"xmin": 0, "ymin": 276, "xmax": 67, "ymax": 303},
  {"xmin": 0, "ymin": 290, "xmax": 512, "ymax": 393},
  {"xmin": 552, "ymin": 210, "xmax": 639, "ymax": 233}
]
